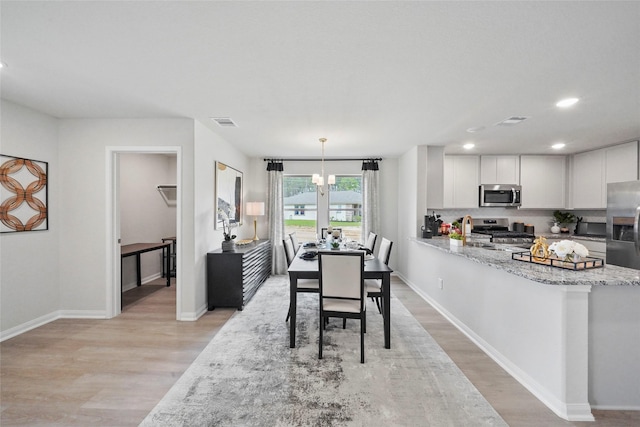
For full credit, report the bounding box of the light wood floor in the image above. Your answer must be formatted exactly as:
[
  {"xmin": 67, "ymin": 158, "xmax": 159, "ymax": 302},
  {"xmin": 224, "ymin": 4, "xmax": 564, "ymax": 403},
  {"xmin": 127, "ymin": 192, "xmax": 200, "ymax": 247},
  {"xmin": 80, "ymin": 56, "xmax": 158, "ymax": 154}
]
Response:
[{"xmin": 1, "ymin": 276, "xmax": 638, "ymax": 426}]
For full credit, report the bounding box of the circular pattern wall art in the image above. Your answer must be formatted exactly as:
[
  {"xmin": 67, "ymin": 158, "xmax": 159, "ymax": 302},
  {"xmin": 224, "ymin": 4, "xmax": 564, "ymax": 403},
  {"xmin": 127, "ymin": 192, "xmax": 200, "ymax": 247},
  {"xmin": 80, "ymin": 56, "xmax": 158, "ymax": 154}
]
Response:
[{"xmin": 0, "ymin": 154, "xmax": 48, "ymax": 232}]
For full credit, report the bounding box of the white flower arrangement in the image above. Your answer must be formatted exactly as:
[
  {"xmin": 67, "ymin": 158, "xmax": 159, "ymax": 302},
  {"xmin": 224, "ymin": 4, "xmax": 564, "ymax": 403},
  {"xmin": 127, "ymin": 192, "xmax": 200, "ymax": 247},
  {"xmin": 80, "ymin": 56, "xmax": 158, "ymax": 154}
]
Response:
[{"xmin": 548, "ymin": 240, "xmax": 589, "ymax": 261}]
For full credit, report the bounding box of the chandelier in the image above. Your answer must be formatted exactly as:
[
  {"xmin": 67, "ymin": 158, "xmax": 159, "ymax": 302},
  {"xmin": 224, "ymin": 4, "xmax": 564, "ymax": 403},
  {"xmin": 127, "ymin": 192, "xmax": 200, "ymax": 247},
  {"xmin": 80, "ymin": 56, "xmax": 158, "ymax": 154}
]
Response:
[{"xmin": 312, "ymin": 138, "xmax": 335, "ymax": 196}]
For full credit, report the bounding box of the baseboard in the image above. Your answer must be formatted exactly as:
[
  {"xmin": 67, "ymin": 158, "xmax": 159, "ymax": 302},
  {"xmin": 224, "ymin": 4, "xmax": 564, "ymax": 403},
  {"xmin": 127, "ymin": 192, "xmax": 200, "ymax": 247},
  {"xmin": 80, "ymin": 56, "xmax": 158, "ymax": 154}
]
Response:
[
  {"xmin": 180, "ymin": 303, "xmax": 208, "ymax": 321},
  {"xmin": 59, "ymin": 310, "xmax": 107, "ymax": 319},
  {"xmin": 396, "ymin": 272, "xmax": 594, "ymax": 422},
  {"xmin": 0, "ymin": 311, "xmax": 61, "ymax": 342}
]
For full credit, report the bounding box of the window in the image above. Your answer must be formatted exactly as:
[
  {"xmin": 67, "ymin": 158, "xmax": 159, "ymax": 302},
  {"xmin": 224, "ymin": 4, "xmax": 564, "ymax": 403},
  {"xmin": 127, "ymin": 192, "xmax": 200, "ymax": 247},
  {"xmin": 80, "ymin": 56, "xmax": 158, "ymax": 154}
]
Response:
[
  {"xmin": 283, "ymin": 176, "xmax": 317, "ymax": 242},
  {"xmin": 329, "ymin": 175, "xmax": 362, "ymax": 243}
]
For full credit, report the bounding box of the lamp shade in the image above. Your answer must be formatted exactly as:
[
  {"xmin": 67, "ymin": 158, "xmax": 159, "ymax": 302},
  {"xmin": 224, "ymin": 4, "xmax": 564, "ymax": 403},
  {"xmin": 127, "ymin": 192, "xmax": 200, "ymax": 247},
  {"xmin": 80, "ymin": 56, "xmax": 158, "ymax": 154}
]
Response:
[{"xmin": 246, "ymin": 202, "xmax": 265, "ymax": 216}]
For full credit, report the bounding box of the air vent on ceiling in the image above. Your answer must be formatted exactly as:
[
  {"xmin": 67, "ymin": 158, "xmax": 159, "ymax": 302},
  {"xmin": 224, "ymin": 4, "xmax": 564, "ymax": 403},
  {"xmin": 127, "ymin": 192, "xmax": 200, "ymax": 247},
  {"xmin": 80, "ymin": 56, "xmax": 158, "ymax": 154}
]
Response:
[
  {"xmin": 211, "ymin": 117, "xmax": 238, "ymax": 127},
  {"xmin": 495, "ymin": 116, "xmax": 529, "ymax": 126}
]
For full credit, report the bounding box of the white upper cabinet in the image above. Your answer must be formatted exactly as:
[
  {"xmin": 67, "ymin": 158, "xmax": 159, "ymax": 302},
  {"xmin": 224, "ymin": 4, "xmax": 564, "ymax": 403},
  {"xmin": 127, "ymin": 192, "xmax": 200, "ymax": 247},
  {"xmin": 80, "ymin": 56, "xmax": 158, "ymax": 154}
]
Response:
[
  {"xmin": 520, "ymin": 155, "xmax": 566, "ymax": 209},
  {"xmin": 605, "ymin": 141, "xmax": 638, "ymax": 184},
  {"xmin": 480, "ymin": 155, "xmax": 520, "ymax": 184},
  {"xmin": 572, "ymin": 141, "xmax": 638, "ymax": 209},
  {"xmin": 443, "ymin": 155, "xmax": 479, "ymax": 208},
  {"xmin": 572, "ymin": 149, "xmax": 605, "ymax": 208}
]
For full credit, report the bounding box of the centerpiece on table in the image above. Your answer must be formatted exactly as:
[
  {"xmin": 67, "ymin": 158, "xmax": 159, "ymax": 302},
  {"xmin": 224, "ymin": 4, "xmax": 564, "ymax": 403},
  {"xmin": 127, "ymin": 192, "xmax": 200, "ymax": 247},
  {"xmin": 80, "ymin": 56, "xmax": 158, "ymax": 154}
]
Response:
[
  {"xmin": 218, "ymin": 208, "xmax": 237, "ymax": 252},
  {"xmin": 330, "ymin": 229, "xmax": 341, "ymax": 250}
]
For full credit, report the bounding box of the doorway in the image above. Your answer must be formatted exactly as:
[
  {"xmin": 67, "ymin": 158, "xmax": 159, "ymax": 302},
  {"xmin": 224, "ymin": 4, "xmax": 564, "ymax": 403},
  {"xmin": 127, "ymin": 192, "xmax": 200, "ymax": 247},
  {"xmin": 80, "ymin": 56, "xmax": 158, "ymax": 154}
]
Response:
[{"xmin": 106, "ymin": 146, "xmax": 182, "ymax": 319}]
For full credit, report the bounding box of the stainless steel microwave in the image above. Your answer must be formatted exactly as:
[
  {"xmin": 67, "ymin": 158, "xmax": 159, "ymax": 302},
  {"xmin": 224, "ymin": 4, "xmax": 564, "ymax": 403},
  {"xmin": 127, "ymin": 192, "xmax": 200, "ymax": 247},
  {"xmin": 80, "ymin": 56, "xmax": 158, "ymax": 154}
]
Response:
[{"xmin": 479, "ymin": 184, "xmax": 522, "ymax": 207}]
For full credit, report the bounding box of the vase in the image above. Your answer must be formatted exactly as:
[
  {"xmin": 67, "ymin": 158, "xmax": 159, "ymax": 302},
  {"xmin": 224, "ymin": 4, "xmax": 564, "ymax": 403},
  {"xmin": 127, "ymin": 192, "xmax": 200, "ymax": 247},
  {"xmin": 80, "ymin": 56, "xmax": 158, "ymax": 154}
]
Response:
[
  {"xmin": 221, "ymin": 240, "xmax": 236, "ymax": 252},
  {"xmin": 450, "ymin": 238, "xmax": 463, "ymax": 248},
  {"xmin": 550, "ymin": 222, "xmax": 560, "ymax": 234}
]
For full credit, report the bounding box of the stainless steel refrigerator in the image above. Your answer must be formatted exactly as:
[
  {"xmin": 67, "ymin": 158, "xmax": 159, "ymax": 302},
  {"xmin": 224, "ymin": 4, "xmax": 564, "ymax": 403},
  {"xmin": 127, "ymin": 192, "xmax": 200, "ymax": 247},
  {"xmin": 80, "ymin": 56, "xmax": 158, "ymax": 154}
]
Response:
[{"xmin": 606, "ymin": 180, "xmax": 640, "ymax": 269}]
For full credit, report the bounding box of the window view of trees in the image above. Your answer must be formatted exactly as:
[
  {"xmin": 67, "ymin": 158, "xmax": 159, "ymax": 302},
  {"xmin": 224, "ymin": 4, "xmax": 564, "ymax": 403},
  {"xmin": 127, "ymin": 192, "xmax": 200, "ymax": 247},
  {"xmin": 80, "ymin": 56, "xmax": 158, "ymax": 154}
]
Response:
[{"xmin": 283, "ymin": 175, "xmax": 362, "ymax": 244}]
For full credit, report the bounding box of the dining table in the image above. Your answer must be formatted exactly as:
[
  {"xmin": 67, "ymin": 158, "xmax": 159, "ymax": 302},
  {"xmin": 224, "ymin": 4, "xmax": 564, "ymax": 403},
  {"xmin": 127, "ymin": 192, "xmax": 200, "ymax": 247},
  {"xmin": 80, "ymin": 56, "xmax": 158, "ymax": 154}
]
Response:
[{"xmin": 287, "ymin": 246, "xmax": 393, "ymax": 349}]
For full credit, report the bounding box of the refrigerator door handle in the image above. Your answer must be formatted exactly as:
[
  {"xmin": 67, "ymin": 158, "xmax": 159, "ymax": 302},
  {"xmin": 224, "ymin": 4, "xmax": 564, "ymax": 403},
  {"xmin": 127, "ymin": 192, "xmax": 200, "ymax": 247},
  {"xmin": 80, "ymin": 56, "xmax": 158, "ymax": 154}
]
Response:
[{"xmin": 635, "ymin": 206, "xmax": 640, "ymax": 255}]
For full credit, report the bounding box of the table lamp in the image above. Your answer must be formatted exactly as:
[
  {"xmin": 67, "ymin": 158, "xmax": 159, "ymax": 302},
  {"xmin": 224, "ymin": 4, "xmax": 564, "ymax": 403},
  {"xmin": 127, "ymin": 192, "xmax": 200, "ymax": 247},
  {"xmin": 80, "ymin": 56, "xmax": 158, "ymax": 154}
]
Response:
[{"xmin": 246, "ymin": 202, "xmax": 265, "ymax": 241}]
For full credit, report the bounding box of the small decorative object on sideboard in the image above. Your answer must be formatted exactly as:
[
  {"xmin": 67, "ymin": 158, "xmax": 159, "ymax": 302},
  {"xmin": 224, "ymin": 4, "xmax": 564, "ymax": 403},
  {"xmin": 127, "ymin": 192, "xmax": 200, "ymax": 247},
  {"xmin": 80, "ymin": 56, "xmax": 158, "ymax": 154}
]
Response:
[
  {"xmin": 218, "ymin": 208, "xmax": 237, "ymax": 252},
  {"xmin": 552, "ymin": 210, "xmax": 576, "ymax": 234}
]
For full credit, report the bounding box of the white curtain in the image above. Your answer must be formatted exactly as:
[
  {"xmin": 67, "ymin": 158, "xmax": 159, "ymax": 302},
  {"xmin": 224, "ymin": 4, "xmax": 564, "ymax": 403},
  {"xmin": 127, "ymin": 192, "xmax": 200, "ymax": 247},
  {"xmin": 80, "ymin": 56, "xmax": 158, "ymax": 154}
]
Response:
[
  {"xmin": 362, "ymin": 160, "xmax": 380, "ymax": 248},
  {"xmin": 267, "ymin": 161, "xmax": 287, "ymax": 274}
]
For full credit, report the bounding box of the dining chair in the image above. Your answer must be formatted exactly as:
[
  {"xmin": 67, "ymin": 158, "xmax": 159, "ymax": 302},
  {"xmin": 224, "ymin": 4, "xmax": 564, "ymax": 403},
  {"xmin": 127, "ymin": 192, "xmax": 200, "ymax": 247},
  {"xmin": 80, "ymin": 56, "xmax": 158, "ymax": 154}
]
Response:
[
  {"xmin": 318, "ymin": 251, "xmax": 366, "ymax": 363},
  {"xmin": 364, "ymin": 232, "xmax": 377, "ymax": 253},
  {"xmin": 366, "ymin": 237, "xmax": 393, "ymax": 315},
  {"xmin": 284, "ymin": 237, "xmax": 319, "ymax": 322},
  {"xmin": 289, "ymin": 232, "xmax": 300, "ymax": 253}
]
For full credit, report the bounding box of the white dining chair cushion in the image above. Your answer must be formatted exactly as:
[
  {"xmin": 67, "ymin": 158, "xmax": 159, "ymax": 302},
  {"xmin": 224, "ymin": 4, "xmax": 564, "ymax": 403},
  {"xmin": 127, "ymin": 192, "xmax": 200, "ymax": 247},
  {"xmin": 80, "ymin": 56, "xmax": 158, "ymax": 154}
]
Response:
[
  {"xmin": 322, "ymin": 298, "xmax": 364, "ymax": 314},
  {"xmin": 365, "ymin": 232, "xmax": 377, "ymax": 250}
]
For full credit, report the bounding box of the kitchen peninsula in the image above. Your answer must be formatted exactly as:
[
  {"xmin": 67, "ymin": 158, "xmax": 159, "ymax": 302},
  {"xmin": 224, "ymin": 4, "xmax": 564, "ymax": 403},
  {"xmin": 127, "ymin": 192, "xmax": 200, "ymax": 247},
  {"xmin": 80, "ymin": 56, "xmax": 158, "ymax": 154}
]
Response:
[{"xmin": 404, "ymin": 236, "xmax": 639, "ymax": 422}]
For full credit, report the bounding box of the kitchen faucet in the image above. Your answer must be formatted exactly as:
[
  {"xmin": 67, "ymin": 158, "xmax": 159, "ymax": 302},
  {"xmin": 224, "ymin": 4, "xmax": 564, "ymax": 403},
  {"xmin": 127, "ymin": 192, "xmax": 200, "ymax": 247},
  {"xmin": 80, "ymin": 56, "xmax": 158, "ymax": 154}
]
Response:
[{"xmin": 461, "ymin": 215, "xmax": 473, "ymax": 245}]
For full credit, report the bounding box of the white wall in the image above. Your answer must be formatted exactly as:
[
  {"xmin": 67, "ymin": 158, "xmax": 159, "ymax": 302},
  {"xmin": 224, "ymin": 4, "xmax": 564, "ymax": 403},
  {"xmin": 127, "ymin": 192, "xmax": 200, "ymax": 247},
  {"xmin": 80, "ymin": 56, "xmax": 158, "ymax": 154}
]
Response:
[
  {"xmin": 193, "ymin": 121, "xmax": 253, "ymax": 317},
  {"xmin": 397, "ymin": 146, "xmax": 421, "ymax": 275},
  {"xmin": 57, "ymin": 118, "xmax": 194, "ymax": 317},
  {"xmin": 120, "ymin": 153, "xmax": 176, "ymax": 290},
  {"xmin": 0, "ymin": 101, "xmax": 60, "ymax": 337}
]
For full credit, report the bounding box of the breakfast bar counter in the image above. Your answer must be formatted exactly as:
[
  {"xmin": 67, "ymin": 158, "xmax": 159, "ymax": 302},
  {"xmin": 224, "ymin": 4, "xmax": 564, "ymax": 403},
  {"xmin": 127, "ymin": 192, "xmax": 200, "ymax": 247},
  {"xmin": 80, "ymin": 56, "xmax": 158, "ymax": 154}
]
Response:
[
  {"xmin": 410, "ymin": 236, "xmax": 639, "ymax": 286},
  {"xmin": 404, "ymin": 237, "xmax": 640, "ymax": 422}
]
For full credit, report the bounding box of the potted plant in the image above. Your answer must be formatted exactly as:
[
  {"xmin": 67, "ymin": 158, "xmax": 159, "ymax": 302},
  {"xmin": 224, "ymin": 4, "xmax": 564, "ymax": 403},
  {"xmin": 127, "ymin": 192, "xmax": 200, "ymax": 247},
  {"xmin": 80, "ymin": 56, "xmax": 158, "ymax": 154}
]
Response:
[
  {"xmin": 552, "ymin": 210, "xmax": 576, "ymax": 234},
  {"xmin": 218, "ymin": 208, "xmax": 237, "ymax": 251},
  {"xmin": 449, "ymin": 221, "xmax": 464, "ymax": 247}
]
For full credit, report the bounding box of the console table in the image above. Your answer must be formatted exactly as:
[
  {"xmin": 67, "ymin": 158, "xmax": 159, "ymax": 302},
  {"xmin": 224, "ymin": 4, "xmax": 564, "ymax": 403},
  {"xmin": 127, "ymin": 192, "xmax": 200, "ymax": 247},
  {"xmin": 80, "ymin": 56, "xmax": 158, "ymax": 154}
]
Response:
[
  {"xmin": 207, "ymin": 240, "xmax": 272, "ymax": 310},
  {"xmin": 121, "ymin": 242, "xmax": 171, "ymax": 289}
]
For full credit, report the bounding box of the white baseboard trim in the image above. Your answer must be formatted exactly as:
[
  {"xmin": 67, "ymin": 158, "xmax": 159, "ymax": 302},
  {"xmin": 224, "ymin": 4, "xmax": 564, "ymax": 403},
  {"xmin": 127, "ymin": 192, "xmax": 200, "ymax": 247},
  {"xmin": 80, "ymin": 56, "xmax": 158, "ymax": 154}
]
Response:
[
  {"xmin": 1, "ymin": 309, "xmax": 110, "ymax": 342},
  {"xmin": 180, "ymin": 303, "xmax": 208, "ymax": 321},
  {"xmin": 592, "ymin": 404, "xmax": 640, "ymax": 411},
  {"xmin": 0, "ymin": 311, "xmax": 61, "ymax": 342},
  {"xmin": 396, "ymin": 272, "xmax": 595, "ymax": 422}
]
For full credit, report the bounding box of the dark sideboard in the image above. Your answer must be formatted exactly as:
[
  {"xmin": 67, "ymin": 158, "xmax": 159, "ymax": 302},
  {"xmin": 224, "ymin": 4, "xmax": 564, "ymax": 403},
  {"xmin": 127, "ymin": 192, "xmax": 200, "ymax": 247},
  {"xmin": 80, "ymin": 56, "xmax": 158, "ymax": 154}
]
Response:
[{"xmin": 206, "ymin": 240, "xmax": 272, "ymax": 310}]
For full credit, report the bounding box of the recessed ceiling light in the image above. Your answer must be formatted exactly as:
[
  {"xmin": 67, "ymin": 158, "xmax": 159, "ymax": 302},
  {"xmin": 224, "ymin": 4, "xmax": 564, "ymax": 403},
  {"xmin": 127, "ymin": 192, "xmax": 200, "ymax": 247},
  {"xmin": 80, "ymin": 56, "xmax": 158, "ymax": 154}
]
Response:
[
  {"xmin": 0, "ymin": 62, "xmax": 5, "ymax": 69},
  {"xmin": 552, "ymin": 143, "xmax": 566, "ymax": 150},
  {"xmin": 556, "ymin": 98, "xmax": 579, "ymax": 108},
  {"xmin": 463, "ymin": 143, "xmax": 475, "ymax": 150}
]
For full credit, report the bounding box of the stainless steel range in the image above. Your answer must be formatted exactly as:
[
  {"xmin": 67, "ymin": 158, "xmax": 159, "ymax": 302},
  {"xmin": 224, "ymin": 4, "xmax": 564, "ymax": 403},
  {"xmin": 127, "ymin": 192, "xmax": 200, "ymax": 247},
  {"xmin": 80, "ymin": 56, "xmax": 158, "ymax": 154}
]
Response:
[{"xmin": 471, "ymin": 218, "xmax": 535, "ymax": 244}]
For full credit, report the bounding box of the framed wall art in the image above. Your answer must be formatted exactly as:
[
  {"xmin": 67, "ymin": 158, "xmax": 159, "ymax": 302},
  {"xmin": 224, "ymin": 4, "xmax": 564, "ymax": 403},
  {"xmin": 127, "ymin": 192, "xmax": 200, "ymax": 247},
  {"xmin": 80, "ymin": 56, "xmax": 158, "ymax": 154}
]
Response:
[
  {"xmin": 0, "ymin": 154, "xmax": 49, "ymax": 233},
  {"xmin": 215, "ymin": 161, "xmax": 243, "ymax": 230}
]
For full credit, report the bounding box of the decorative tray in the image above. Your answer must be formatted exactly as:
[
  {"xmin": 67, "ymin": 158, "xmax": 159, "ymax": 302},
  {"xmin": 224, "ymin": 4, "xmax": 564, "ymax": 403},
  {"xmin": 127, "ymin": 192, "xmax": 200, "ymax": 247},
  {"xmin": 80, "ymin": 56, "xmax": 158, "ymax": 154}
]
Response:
[{"xmin": 511, "ymin": 251, "xmax": 605, "ymax": 271}]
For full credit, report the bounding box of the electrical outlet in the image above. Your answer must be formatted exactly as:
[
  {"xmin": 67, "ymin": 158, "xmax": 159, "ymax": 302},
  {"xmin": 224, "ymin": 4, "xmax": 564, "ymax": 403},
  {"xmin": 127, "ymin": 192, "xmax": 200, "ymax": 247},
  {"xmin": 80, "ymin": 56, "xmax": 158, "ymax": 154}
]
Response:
[{"xmin": 438, "ymin": 278, "xmax": 444, "ymax": 290}]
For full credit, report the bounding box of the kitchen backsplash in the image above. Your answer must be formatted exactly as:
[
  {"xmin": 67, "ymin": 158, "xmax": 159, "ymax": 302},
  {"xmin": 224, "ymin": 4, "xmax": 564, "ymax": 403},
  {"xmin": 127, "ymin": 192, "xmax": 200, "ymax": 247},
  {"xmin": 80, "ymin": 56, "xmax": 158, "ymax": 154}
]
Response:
[{"xmin": 427, "ymin": 208, "xmax": 605, "ymax": 235}]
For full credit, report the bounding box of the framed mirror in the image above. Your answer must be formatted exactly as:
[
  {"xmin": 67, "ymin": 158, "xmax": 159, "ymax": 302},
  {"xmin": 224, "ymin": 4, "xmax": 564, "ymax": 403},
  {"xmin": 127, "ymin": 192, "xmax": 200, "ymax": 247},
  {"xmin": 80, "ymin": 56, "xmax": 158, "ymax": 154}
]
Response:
[{"xmin": 215, "ymin": 161, "xmax": 243, "ymax": 229}]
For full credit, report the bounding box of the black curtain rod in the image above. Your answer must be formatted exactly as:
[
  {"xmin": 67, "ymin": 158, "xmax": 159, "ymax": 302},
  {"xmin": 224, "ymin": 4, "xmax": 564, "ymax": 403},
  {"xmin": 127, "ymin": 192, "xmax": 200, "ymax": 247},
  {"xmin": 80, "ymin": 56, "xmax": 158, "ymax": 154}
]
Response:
[{"xmin": 264, "ymin": 158, "xmax": 382, "ymax": 162}]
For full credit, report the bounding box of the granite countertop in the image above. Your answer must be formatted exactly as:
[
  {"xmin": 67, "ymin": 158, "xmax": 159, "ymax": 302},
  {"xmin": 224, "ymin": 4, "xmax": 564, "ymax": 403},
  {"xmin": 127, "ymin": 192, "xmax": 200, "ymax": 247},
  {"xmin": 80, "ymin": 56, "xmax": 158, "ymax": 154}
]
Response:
[{"xmin": 410, "ymin": 236, "xmax": 639, "ymax": 286}]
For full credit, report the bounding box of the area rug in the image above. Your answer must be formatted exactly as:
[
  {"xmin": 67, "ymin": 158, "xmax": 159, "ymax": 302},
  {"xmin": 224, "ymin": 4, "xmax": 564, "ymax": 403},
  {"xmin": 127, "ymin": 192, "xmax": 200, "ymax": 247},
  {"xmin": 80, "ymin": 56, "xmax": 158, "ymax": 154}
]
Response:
[{"xmin": 140, "ymin": 275, "xmax": 506, "ymax": 427}]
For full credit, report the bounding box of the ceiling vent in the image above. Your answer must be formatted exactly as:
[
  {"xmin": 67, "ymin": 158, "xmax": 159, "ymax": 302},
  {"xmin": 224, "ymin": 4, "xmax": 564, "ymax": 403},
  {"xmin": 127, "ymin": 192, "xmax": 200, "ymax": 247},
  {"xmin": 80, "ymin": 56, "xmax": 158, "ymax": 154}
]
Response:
[
  {"xmin": 495, "ymin": 116, "xmax": 529, "ymax": 126},
  {"xmin": 211, "ymin": 117, "xmax": 238, "ymax": 127}
]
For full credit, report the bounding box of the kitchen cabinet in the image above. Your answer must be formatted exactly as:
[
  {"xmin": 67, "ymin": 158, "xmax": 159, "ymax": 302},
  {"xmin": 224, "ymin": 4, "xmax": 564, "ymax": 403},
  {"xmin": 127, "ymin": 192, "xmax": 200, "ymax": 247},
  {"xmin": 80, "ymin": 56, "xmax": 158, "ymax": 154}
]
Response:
[
  {"xmin": 480, "ymin": 155, "xmax": 520, "ymax": 184},
  {"xmin": 572, "ymin": 149, "xmax": 605, "ymax": 208},
  {"xmin": 443, "ymin": 155, "xmax": 479, "ymax": 208},
  {"xmin": 520, "ymin": 155, "xmax": 566, "ymax": 209},
  {"xmin": 571, "ymin": 141, "xmax": 638, "ymax": 209},
  {"xmin": 605, "ymin": 141, "xmax": 638, "ymax": 184}
]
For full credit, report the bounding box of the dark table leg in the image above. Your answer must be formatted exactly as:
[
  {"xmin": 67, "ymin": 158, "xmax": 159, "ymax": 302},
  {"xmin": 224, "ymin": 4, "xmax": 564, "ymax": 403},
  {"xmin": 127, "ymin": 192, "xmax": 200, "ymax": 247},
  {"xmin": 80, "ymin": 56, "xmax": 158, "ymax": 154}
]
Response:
[
  {"xmin": 165, "ymin": 245, "xmax": 171, "ymax": 287},
  {"xmin": 135, "ymin": 253, "xmax": 141, "ymax": 286},
  {"xmin": 383, "ymin": 272, "xmax": 391, "ymax": 349},
  {"xmin": 289, "ymin": 272, "xmax": 297, "ymax": 348}
]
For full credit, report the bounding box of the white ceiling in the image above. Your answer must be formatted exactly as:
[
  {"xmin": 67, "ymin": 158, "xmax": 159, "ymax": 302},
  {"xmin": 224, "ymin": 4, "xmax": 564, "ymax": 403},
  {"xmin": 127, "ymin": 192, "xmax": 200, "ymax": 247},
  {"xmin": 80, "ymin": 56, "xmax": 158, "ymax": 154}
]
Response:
[{"xmin": 1, "ymin": 1, "xmax": 639, "ymax": 158}]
